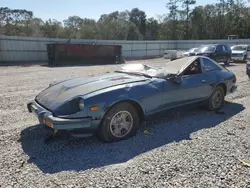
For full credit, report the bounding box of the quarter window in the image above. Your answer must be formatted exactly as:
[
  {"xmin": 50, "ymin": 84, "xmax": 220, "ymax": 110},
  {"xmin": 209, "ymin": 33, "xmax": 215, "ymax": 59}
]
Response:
[{"xmin": 202, "ymin": 58, "xmax": 220, "ymax": 72}]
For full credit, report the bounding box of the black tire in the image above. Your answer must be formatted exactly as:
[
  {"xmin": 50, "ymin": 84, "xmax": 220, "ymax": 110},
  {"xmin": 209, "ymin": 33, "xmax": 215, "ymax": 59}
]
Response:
[
  {"xmin": 97, "ymin": 102, "xmax": 140, "ymax": 142},
  {"xmin": 224, "ymin": 58, "xmax": 230, "ymax": 66},
  {"xmin": 244, "ymin": 55, "xmax": 247, "ymax": 62},
  {"xmin": 207, "ymin": 85, "xmax": 225, "ymax": 111}
]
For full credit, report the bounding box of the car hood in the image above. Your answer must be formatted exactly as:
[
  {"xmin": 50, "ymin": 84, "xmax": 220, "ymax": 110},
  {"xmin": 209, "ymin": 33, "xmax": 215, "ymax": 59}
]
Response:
[
  {"xmin": 36, "ymin": 73, "xmax": 149, "ymax": 111},
  {"xmin": 232, "ymin": 50, "xmax": 246, "ymax": 54}
]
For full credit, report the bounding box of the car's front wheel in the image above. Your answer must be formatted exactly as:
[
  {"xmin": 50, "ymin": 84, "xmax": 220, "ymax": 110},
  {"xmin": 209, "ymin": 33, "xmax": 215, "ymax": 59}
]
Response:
[
  {"xmin": 207, "ymin": 85, "xmax": 225, "ymax": 111},
  {"xmin": 98, "ymin": 102, "xmax": 140, "ymax": 142}
]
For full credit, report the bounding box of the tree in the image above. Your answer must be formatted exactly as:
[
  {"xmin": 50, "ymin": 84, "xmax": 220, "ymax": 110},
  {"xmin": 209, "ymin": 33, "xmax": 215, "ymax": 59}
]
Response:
[
  {"xmin": 1, "ymin": 4, "xmax": 250, "ymax": 40},
  {"xmin": 129, "ymin": 8, "xmax": 147, "ymax": 40},
  {"xmin": 79, "ymin": 19, "xmax": 101, "ymax": 39},
  {"xmin": 40, "ymin": 19, "xmax": 63, "ymax": 38},
  {"xmin": 181, "ymin": 0, "xmax": 196, "ymax": 39},
  {"xmin": 166, "ymin": 0, "xmax": 180, "ymax": 39},
  {"xmin": 190, "ymin": 6, "xmax": 205, "ymax": 39},
  {"xmin": 145, "ymin": 18, "xmax": 159, "ymax": 40}
]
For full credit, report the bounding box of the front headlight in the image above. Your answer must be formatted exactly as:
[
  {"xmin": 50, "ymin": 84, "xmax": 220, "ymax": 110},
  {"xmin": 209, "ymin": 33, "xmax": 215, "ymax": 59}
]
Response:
[{"xmin": 79, "ymin": 98, "xmax": 85, "ymax": 110}]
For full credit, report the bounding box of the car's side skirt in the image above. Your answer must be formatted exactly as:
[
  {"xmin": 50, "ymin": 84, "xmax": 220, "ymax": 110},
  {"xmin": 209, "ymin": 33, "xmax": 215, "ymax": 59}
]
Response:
[{"xmin": 144, "ymin": 97, "xmax": 207, "ymax": 118}]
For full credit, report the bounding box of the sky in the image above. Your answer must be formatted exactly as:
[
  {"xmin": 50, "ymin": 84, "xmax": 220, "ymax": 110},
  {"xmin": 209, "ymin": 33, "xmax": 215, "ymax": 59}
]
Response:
[{"xmin": 2, "ymin": 0, "xmax": 218, "ymax": 21}]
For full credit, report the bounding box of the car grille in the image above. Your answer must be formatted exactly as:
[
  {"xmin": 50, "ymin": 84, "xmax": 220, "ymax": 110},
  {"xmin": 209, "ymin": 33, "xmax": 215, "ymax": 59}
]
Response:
[{"xmin": 232, "ymin": 53, "xmax": 243, "ymax": 57}]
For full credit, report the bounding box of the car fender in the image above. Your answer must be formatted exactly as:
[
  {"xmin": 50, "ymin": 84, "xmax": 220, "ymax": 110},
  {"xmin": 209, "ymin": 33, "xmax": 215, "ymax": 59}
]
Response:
[
  {"xmin": 210, "ymin": 82, "xmax": 227, "ymax": 97},
  {"xmin": 83, "ymin": 80, "xmax": 163, "ymax": 120},
  {"xmin": 82, "ymin": 84, "xmax": 147, "ymax": 120},
  {"xmin": 103, "ymin": 98, "xmax": 145, "ymax": 118}
]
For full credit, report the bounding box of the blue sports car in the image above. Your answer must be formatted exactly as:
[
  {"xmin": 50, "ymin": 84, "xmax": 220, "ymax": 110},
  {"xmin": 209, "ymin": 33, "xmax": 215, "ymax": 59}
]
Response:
[{"xmin": 27, "ymin": 56, "xmax": 237, "ymax": 142}]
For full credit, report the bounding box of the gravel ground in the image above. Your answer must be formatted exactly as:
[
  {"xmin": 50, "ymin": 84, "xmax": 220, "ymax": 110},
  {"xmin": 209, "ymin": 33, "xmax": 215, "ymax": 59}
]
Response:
[{"xmin": 0, "ymin": 58, "xmax": 250, "ymax": 188}]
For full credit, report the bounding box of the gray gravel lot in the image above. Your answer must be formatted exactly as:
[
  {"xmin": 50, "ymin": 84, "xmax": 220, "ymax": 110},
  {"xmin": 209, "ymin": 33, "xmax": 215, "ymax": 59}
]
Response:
[{"xmin": 0, "ymin": 58, "xmax": 250, "ymax": 188}]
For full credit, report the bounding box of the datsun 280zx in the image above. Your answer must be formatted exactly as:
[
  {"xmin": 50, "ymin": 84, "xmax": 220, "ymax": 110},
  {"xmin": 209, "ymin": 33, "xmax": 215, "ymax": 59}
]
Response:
[{"xmin": 27, "ymin": 56, "xmax": 237, "ymax": 142}]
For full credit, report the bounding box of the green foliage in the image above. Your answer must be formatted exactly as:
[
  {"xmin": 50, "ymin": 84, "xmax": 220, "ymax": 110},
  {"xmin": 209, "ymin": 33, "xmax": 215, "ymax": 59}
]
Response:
[{"xmin": 1, "ymin": 2, "xmax": 250, "ymax": 40}]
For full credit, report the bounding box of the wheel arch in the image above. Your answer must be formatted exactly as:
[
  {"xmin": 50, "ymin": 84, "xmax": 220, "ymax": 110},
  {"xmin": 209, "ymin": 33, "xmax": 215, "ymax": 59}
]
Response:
[
  {"xmin": 213, "ymin": 82, "xmax": 227, "ymax": 95},
  {"xmin": 102, "ymin": 99, "xmax": 145, "ymax": 122}
]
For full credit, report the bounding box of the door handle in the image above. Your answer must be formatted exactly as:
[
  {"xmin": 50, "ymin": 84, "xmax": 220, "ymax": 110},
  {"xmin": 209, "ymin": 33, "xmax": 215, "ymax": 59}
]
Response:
[{"xmin": 202, "ymin": 80, "xmax": 206, "ymax": 83}]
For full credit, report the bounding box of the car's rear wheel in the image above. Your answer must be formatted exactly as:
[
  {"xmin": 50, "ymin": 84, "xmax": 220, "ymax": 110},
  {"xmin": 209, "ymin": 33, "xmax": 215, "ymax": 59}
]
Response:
[
  {"xmin": 224, "ymin": 58, "xmax": 230, "ymax": 66},
  {"xmin": 243, "ymin": 55, "xmax": 247, "ymax": 62},
  {"xmin": 98, "ymin": 102, "xmax": 140, "ymax": 142},
  {"xmin": 207, "ymin": 86, "xmax": 225, "ymax": 111}
]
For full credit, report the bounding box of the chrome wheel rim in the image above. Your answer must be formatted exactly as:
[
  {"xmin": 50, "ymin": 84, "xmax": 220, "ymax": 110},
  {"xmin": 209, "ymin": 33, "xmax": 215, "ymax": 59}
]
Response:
[
  {"xmin": 212, "ymin": 91, "xmax": 222, "ymax": 109},
  {"xmin": 110, "ymin": 110, "xmax": 133, "ymax": 138}
]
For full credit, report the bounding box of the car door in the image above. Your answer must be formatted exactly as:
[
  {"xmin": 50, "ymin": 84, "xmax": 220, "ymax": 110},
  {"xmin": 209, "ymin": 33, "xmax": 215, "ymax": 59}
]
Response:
[
  {"xmin": 200, "ymin": 57, "xmax": 219, "ymax": 94},
  {"xmin": 161, "ymin": 57, "xmax": 212, "ymax": 110},
  {"xmin": 213, "ymin": 45, "xmax": 224, "ymax": 62},
  {"xmin": 222, "ymin": 45, "xmax": 230, "ymax": 61}
]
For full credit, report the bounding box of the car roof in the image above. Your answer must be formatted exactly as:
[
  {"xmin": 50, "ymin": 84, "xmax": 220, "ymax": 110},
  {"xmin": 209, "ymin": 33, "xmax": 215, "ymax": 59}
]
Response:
[
  {"xmin": 160, "ymin": 56, "xmax": 224, "ymax": 76},
  {"xmin": 200, "ymin": 44, "xmax": 217, "ymax": 47},
  {"xmin": 163, "ymin": 56, "xmax": 197, "ymax": 74},
  {"xmin": 201, "ymin": 44, "xmax": 230, "ymax": 46},
  {"xmin": 231, "ymin": 44, "xmax": 248, "ymax": 46}
]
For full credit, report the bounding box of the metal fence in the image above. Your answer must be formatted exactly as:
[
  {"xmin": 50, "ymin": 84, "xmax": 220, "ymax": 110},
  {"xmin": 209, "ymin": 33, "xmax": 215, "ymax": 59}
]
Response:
[{"xmin": 1, "ymin": 35, "xmax": 250, "ymax": 62}]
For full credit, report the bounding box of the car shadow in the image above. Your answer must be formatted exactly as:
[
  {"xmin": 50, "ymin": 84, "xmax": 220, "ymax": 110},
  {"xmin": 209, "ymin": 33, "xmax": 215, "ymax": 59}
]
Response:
[{"xmin": 20, "ymin": 101, "xmax": 244, "ymax": 174}]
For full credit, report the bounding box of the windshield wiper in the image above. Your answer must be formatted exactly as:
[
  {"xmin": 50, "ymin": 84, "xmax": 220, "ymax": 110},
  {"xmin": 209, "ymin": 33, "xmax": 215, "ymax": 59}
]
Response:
[{"xmin": 115, "ymin": 71, "xmax": 152, "ymax": 78}]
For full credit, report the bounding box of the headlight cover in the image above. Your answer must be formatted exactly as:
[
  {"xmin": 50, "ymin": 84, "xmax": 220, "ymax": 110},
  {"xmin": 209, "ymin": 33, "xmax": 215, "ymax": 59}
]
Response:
[{"xmin": 79, "ymin": 98, "xmax": 85, "ymax": 110}]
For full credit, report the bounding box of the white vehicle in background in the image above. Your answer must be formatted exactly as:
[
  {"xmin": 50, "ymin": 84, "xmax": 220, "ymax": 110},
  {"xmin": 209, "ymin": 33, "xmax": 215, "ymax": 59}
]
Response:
[
  {"xmin": 182, "ymin": 48, "xmax": 199, "ymax": 57},
  {"xmin": 231, "ymin": 44, "xmax": 250, "ymax": 62},
  {"xmin": 163, "ymin": 50, "xmax": 177, "ymax": 60}
]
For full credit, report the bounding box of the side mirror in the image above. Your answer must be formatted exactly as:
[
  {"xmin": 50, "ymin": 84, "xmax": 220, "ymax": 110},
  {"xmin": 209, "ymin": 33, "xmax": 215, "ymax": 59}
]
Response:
[{"xmin": 173, "ymin": 76, "xmax": 183, "ymax": 84}]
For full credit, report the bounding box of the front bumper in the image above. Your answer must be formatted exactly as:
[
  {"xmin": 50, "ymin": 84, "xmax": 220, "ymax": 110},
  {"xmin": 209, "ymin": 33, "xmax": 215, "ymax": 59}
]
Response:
[
  {"xmin": 27, "ymin": 101, "xmax": 96, "ymax": 135},
  {"xmin": 231, "ymin": 56, "xmax": 245, "ymax": 61}
]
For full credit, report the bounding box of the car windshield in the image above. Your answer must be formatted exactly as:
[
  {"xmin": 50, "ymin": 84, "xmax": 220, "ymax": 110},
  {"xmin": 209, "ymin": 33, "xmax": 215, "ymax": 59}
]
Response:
[
  {"xmin": 117, "ymin": 57, "xmax": 195, "ymax": 78},
  {"xmin": 188, "ymin": 48, "xmax": 198, "ymax": 53},
  {"xmin": 231, "ymin": 46, "xmax": 247, "ymax": 51},
  {"xmin": 197, "ymin": 46, "xmax": 216, "ymax": 53},
  {"xmin": 116, "ymin": 64, "xmax": 160, "ymax": 78}
]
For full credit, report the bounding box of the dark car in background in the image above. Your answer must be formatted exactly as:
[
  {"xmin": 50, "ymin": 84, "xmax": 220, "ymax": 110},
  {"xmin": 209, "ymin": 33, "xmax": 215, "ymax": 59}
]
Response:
[
  {"xmin": 193, "ymin": 44, "xmax": 232, "ymax": 65},
  {"xmin": 182, "ymin": 48, "xmax": 199, "ymax": 57},
  {"xmin": 247, "ymin": 60, "xmax": 250, "ymax": 78}
]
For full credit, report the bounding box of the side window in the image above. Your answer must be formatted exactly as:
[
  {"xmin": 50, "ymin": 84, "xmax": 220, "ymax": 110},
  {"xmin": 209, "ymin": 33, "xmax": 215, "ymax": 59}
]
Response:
[
  {"xmin": 247, "ymin": 46, "xmax": 250, "ymax": 51},
  {"xmin": 222, "ymin": 45, "xmax": 228, "ymax": 52},
  {"xmin": 183, "ymin": 58, "xmax": 202, "ymax": 76},
  {"xmin": 202, "ymin": 58, "xmax": 220, "ymax": 72},
  {"xmin": 216, "ymin": 45, "xmax": 222, "ymax": 52}
]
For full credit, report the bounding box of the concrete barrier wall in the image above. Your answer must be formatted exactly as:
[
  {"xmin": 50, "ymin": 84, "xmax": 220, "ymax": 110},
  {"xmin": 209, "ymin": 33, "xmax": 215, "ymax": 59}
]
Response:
[{"xmin": 1, "ymin": 35, "xmax": 250, "ymax": 62}]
